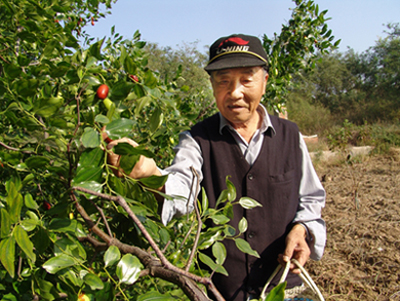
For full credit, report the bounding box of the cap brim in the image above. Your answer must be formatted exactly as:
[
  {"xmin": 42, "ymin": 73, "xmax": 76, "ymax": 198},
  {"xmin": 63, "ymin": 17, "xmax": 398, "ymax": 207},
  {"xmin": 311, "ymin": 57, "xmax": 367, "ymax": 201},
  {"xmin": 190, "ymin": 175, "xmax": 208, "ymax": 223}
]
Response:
[{"xmin": 204, "ymin": 53, "xmax": 267, "ymax": 72}]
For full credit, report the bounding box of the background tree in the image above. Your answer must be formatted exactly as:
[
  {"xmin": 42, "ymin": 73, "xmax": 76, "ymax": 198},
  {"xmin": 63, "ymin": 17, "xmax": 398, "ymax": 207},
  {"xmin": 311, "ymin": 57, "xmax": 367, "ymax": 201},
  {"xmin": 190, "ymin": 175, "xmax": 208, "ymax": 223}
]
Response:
[
  {"xmin": 287, "ymin": 22, "xmax": 400, "ymax": 129},
  {"xmin": 262, "ymin": 0, "xmax": 340, "ymax": 113}
]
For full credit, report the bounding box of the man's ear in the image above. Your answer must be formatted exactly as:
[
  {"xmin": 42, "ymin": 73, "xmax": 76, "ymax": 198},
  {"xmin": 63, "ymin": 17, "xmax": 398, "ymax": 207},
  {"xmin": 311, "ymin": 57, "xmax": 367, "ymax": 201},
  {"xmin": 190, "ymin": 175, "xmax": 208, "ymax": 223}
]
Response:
[{"xmin": 263, "ymin": 72, "xmax": 269, "ymax": 92}]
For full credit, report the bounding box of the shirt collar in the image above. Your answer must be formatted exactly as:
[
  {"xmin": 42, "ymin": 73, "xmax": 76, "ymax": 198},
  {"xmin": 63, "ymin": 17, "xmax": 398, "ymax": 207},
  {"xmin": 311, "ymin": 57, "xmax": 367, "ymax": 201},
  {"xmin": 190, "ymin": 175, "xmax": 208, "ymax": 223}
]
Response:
[{"xmin": 218, "ymin": 104, "xmax": 276, "ymax": 136}]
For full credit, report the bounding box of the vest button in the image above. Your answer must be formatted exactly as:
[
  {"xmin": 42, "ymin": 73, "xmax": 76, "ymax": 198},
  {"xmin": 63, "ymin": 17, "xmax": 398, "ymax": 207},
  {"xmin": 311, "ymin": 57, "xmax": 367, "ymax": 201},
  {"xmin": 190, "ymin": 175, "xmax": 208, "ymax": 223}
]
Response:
[
  {"xmin": 248, "ymin": 232, "xmax": 255, "ymax": 239},
  {"xmin": 248, "ymin": 174, "xmax": 254, "ymax": 180}
]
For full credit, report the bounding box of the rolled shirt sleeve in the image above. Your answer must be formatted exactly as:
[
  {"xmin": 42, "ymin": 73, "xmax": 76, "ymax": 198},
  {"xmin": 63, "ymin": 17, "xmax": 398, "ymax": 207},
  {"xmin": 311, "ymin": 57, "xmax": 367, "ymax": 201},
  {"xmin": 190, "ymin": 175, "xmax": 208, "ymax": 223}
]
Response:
[
  {"xmin": 293, "ymin": 134, "xmax": 326, "ymax": 260},
  {"xmin": 160, "ymin": 131, "xmax": 203, "ymax": 225}
]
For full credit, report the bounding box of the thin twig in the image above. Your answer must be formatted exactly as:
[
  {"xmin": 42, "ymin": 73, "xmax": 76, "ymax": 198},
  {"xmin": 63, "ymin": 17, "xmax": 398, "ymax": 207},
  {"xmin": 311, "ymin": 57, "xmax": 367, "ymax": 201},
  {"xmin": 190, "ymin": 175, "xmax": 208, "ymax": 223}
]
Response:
[
  {"xmin": 161, "ymin": 240, "xmax": 171, "ymax": 253},
  {"xmin": 0, "ymin": 141, "xmax": 34, "ymax": 154},
  {"xmin": 185, "ymin": 167, "xmax": 202, "ymax": 272},
  {"xmin": 66, "ymin": 85, "xmax": 87, "ymax": 188},
  {"xmin": 186, "ymin": 166, "xmax": 197, "ymax": 221},
  {"xmin": 72, "ymin": 186, "xmax": 225, "ymax": 301},
  {"xmin": 93, "ymin": 202, "xmax": 113, "ymax": 238}
]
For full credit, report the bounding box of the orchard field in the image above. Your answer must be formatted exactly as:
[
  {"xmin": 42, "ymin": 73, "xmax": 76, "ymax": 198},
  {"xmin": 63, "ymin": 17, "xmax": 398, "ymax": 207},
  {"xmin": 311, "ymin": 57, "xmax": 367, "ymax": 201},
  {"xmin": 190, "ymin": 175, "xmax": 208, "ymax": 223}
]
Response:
[{"xmin": 307, "ymin": 150, "xmax": 400, "ymax": 301}]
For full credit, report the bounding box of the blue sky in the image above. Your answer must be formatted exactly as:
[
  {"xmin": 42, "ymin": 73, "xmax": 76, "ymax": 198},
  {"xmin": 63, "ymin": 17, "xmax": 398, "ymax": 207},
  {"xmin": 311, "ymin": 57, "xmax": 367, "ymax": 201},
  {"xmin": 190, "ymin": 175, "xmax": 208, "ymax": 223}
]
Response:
[{"xmin": 83, "ymin": 0, "xmax": 400, "ymax": 54}]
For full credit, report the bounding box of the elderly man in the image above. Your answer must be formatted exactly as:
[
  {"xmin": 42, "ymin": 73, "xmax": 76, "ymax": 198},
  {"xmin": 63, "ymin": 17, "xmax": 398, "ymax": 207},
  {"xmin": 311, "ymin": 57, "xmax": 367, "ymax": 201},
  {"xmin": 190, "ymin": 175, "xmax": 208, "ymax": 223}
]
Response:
[{"xmin": 107, "ymin": 34, "xmax": 326, "ymax": 301}]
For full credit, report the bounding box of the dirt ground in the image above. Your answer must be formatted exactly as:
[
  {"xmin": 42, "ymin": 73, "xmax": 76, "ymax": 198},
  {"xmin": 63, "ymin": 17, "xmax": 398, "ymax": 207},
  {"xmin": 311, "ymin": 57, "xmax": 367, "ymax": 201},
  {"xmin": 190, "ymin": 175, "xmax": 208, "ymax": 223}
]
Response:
[{"xmin": 306, "ymin": 150, "xmax": 400, "ymax": 300}]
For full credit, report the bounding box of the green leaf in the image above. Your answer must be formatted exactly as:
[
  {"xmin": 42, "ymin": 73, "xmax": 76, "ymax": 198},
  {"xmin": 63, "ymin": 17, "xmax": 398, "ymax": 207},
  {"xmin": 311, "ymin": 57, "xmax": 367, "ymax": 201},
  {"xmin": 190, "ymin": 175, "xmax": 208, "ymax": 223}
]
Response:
[
  {"xmin": 20, "ymin": 218, "xmax": 39, "ymax": 232},
  {"xmin": 105, "ymin": 118, "xmax": 135, "ymax": 140},
  {"xmin": 223, "ymin": 202, "xmax": 234, "ymax": 219},
  {"xmin": 94, "ymin": 282, "xmax": 115, "ymax": 301},
  {"xmin": 35, "ymin": 277, "xmax": 58, "ymax": 300},
  {"xmin": 110, "ymin": 80, "xmax": 134, "ymax": 101},
  {"xmin": 210, "ymin": 214, "xmax": 230, "ymax": 225},
  {"xmin": 54, "ymin": 237, "xmax": 86, "ymax": 260},
  {"xmin": 86, "ymin": 56, "xmax": 98, "ymax": 68},
  {"xmin": 119, "ymin": 154, "xmax": 140, "ymax": 175},
  {"xmin": 42, "ymin": 40, "xmax": 60, "ymax": 58},
  {"xmin": 73, "ymin": 181, "xmax": 102, "ymax": 199},
  {"xmin": 138, "ymin": 175, "xmax": 168, "ymax": 189},
  {"xmin": 137, "ymin": 291, "xmax": 174, "ymax": 301},
  {"xmin": 42, "ymin": 254, "xmax": 76, "ymax": 274},
  {"xmin": 159, "ymin": 228, "xmax": 170, "ymax": 245},
  {"xmin": 48, "ymin": 218, "xmax": 78, "ymax": 233},
  {"xmin": 113, "ymin": 143, "xmax": 154, "ymax": 158},
  {"xmin": 149, "ymin": 107, "xmax": 163, "ymax": 134},
  {"xmin": 77, "ymin": 147, "xmax": 104, "ymax": 170},
  {"xmin": 15, "ymin": 79, "xmax": 39, "ymax": 97},
  {"xmin": 25, "ymin": 156, "xmax": 50, "ymax": 170},
  {"xmin": 134, "ymin": 95, "xmax": 152, "ymax": 116},
  {"xmin": 83, "ymin": 273, "xmax": 104, "ymax": 290},
  {"xmin": 239, "ymin": 197, "xmax": 262, "ymax": 209},
  {"xmin": 123, "ymin": 55, "xmax": 137, "ymax": 74},
  {"xmin": 0, "ymin": 293, "xmax": 17, "ymax": 301},
  {"xmin": 198, "ymin": 252, "xmax": 228, "ymax": 276},
  {"xmin": 73, "ymin": 166, "xmax": 103, "ymax": 184},
  {"xmin": 14, "ymin": 225, "xmax": 36, "ymax": 262},
  {"xmin": 199, "ymin": 230, "xmax": 223, "ymax": 250},
  {"xmin": 224, "ymin": 225, "xmax": 236, "ymax": 237},
  {"xmin": 58, "ymin": 269, "xmax": 82, "ymax": 288},
  {"xmin": 94, "ymin": 114, "xmax": 110, "ymax": 124},
  {"xmin": 215, "ymin": 189, "xmax": 229, "ymax": 208},
  {"xmin": 144, "ymin": 69, "xmax": 158, "ymax": 88},
  {"xmin": 4, "ymin": 63, "xmax": 21, "ymax": 78},
  {"xmin": 8, "ymin": 193, "xmax": 23, "ymax": 224},
  {"xmin": 212, "ymin": 242, "xmax": 227, "ymax": 265},
  {"xmin": 226, "ymin": 177, "xmax": 237, "ymax": 202},
  {"xmin": 81, "ymin": 127, "xmax": 100, "ymax": 148},
  {"xmin": 24, "ymin": 193, "xmax": 38, "ymax": 210},
  {"xmin": 32, "ymin": 227, "xmax": 50, "ymax": 254},
  {"xmin": 104, "ymin": 245, "xmax": 121, "ymax": 267},
  {"xmin": 0, "ymin": 209, "xmax": 11, "ymax": 238},
  {"xmin": 34, "ymin": 96, "xmax": 64, "ymax": 117},
  {"xmin": 116, "ymin": 254, "xmax": 143, "ymax": 284},
  {"xmin": 83, "ymin": 74, "xmax": 101, "ymax": 86},
  {"xmin": 264, "ymin": 282, "xmax": 287, "ymax": 301},
  {"xmin": 235, "ymin": 238, "xmax": 260, "ymax": 258},
  {"xmin": 89, "ymin": 38, "xmax": 104, "ymax": 60},
  {"xmin": 201, "ymin": 187, "xmax": 209, "ymax": 215},
  {"xmin": 238, "ymin": 217, "xmax": 248, "ymax": 234},
  {"xmin": 0, "ymin": 237, "xmax": 15, "ymax": 278}
]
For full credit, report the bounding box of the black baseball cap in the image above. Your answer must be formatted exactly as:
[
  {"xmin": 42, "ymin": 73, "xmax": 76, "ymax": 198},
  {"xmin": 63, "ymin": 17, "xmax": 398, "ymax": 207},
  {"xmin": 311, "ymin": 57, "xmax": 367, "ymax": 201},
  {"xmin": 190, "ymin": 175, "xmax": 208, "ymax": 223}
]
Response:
[{"xmin": 204, "ymin": 34, "xmax": 269, "ymax": 73}]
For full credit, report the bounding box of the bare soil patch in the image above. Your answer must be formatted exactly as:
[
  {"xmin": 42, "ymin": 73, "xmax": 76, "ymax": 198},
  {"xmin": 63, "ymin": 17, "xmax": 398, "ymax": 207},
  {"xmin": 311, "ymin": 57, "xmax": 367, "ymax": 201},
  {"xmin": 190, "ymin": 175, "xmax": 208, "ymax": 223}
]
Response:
[{"xmin": 307, "ymin": 154, "xmax": 400, "ymax": 301}]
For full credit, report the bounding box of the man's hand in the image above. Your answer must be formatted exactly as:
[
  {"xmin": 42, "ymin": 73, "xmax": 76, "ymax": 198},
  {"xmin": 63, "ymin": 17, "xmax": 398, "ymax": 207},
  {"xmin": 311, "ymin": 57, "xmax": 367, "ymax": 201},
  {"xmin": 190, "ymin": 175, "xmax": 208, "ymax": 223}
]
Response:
[
  {"xmin": 278, "ymin": 223, "xmax": 311, "ymax": 274},
  {"xmin": 102, "ymin": 131, "xmax": 161, "ymax": 179}
]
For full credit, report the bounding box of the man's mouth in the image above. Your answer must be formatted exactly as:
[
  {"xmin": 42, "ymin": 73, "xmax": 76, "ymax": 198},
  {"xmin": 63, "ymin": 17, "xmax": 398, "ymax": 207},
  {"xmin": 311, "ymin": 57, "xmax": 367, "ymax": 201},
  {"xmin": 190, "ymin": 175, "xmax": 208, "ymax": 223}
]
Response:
[{"xmin": 228, "ymin": 104, "xmax": 245, "ymax": 109}]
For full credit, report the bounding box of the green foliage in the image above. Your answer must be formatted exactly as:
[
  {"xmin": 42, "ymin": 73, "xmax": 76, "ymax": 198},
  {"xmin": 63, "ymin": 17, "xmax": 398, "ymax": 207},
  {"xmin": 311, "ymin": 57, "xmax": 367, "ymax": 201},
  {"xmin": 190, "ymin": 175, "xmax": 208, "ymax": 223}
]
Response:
[
  {"xmin": 145, "ymin": 42, "xmax": 217, "ymax": 125},
  {"xmin": 262, "ymin": 0, "xmax": 340, "ymax": 112},
  {"xmin": 287, "ymin": 88, "xmax": 334, "ymax": 136}
]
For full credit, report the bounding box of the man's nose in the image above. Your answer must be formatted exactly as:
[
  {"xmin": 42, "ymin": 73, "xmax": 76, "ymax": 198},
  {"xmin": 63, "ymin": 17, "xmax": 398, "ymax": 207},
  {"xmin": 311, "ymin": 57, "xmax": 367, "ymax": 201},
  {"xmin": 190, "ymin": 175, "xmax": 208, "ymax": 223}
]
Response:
[{"xmin": 228, "ymin": 80, "xmax": 243, "ymax": 99}]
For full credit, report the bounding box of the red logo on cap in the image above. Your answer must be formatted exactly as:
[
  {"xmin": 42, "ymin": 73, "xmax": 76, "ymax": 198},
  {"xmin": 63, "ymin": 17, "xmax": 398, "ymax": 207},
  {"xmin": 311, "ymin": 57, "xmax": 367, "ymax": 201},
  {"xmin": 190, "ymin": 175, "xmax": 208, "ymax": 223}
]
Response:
[{"xmin": 218, "ymin": 37, "xmax": 249, "ymax": 48}]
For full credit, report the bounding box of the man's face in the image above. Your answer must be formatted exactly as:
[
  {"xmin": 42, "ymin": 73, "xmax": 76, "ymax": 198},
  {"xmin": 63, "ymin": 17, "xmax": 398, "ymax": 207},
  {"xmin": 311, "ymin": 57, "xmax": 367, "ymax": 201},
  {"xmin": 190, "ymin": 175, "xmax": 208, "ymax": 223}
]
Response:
[{"xmin": 210, "ymin": 66, "xmax": 268, "ymax": 129}]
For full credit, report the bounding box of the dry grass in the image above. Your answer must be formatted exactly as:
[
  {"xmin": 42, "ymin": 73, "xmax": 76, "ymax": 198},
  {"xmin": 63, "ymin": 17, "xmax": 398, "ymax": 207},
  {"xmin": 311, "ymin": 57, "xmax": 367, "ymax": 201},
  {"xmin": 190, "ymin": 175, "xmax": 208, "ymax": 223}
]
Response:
[{"xmin": 306, "ymin": 154, "xmax": 400, "ymax": 300}]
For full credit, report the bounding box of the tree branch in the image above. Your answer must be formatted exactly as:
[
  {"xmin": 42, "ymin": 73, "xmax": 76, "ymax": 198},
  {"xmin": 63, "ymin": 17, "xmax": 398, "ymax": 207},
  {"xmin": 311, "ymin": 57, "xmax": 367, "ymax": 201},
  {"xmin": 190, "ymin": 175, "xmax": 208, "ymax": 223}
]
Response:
[
  {"xmin": 185, "ymin": 167, "xmax": 202, "ymax": 272},
  {"xmin": 0, "ymin": 140, "xmax": 34, "ymax": 154},
  {"xmin": 71, "ymin": 188, "xmax": 221, "ymax": 301}
]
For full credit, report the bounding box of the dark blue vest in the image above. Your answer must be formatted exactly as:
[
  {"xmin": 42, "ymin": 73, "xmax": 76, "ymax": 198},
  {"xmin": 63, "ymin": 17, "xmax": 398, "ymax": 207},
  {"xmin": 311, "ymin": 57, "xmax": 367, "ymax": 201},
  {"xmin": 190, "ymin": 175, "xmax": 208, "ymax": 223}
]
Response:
[{"xmin": 191, "ymin": 113, "xmax": 303, "ymax": 301}]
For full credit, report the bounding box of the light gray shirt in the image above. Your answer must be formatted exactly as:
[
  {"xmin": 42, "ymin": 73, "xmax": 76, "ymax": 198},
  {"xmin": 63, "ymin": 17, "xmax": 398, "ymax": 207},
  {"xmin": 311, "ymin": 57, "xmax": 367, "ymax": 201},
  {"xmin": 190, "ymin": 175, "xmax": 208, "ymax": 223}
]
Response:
[{"xmin": 160, "ymin": 105, "xmax": 326, "ymax": 260}]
